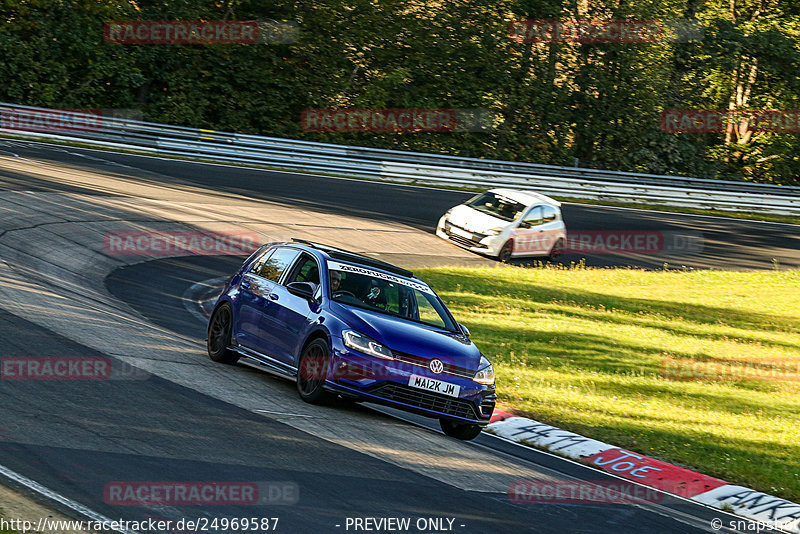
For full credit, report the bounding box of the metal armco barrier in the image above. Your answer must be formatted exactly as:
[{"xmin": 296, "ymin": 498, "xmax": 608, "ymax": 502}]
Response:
[{"xmin": 1, "ymin": 103, "xmax": 798, "ymax": 215}]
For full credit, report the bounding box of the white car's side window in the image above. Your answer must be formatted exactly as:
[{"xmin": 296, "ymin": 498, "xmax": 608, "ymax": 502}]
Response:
[
  {"xmin": 542, "ymin": 205, "xmax": 558, "ymax": 223},
  {"xmin": 522, "ymin": 206, "xmax": 543, "ymax": 226}
]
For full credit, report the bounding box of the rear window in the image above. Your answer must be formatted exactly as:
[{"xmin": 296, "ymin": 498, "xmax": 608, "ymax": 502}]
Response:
[{"xmin": 253, "ymin": 247, "xmax": 299, "ymax": 282}]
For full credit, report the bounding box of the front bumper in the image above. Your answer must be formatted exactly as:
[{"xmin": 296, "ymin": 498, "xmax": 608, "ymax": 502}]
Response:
[
  {"xmin": 326, "ymin": 336, "xmax": 496, "ymax": 425},
  {"xmin": 436, "ymin": 216, "xmax": 504, "ymax": 257}
]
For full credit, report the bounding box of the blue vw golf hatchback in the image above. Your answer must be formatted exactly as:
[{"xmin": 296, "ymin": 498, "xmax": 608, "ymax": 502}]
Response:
[{"xmin": 207, "ymin": 239, "xmax": 496, "ymax": 439}]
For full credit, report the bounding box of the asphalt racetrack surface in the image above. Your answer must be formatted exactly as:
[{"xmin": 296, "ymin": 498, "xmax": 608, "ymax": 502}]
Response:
[
  {"xmin": 1, "ymin": 138, "xmax": 799, "ymax": 271},
  {"xmin": 0, "ymin": 138, "xmax": 794, "ymax": 533}
]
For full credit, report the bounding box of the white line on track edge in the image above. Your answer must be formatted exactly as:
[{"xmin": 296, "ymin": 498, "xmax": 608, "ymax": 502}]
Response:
[{"xmin": 0, "ymin": 462, "xmax": 140, "ymax": 534}]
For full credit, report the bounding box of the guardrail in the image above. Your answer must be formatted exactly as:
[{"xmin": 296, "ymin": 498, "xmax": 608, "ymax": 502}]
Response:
[{"xmin": 1, "ymin": 103, "xmax": 798, "ymax": 215}]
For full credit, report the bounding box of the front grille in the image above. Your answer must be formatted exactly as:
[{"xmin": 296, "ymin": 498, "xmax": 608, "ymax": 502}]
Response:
[
  {"xmin": 370, "ymin": 383, "xmax": 478, "ymax": 420},
  {"xmin": 448, "ymin": 234, "xmax": 477, "ymax": 248},
  {"xmin": 444, "ymin": 222, "xmax": 488, "ymax": 249},
  {"xmin": 447, "ymin": 221, "xmax": 488, "ymax": 241},
  {"xmin": 391, "ymin": 350, "xmax": 474, "ymax": 379}
]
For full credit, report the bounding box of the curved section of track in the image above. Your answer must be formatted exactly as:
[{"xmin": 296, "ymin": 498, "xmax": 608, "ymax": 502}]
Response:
[
  {"xmin": 0, "ymin": 138, "xmax": 787, "ymax": 533},
  {"xmin": 3, "ymin": 138, "xmax": 799, "ymax": 270}
]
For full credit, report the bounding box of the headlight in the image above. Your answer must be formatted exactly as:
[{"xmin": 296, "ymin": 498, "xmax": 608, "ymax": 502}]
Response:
[
  {"xmin": 343, "ymin": 330, "xmax": 394, "ymax": 360},
  {"xmin": 485, "ymin": 227, "xmax": 504, "ymax": 236},
  {"xmin": 474, "ymin": 355, "xmax": 495, "ymax": 385}
]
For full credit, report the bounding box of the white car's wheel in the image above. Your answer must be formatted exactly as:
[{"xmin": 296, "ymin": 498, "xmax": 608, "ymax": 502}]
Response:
[
  {"xmin": 547, "ymin": 238, "xmax": 565, "ymax": 261},
  {"xmin": 498, "ymin": 240, "xmax": 514, "ymax": 262}
]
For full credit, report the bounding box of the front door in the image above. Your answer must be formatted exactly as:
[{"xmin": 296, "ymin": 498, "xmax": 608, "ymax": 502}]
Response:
[{"xmin": 259, "ymin": 252, "xmax": 321, "ymax": 366}]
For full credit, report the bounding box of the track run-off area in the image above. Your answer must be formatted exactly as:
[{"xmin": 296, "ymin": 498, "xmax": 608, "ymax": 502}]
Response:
[{"xmin": 0, "ymin": 138, "xmax": 797, "ymax": 534}]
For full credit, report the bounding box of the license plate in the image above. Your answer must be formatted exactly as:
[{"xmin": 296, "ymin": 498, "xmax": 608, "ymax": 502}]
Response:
[
  {"xmin": 450, "ymin": 226, "xmax": 472, "ymax": 239},
  {"xmin": 408, "ymin": 374, "xmax": 461, "ymax": 397}
]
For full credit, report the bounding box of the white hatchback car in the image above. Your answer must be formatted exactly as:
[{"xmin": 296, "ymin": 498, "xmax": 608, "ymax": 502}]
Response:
[{"xmin": 436, "ymin": 189, "xmax": 567, "ymax": 262}]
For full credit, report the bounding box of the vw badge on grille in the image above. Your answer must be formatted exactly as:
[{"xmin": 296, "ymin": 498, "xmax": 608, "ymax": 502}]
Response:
[{"xmin": 429, "ymin": 358, "xmax": 444, "ymax": 374}]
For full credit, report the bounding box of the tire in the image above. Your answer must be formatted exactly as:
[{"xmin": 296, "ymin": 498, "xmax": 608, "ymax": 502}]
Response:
[
  {"xmin": 498, "ymin": 240, "xmax": 514, "ymax": 263},
  {"xmin": 297, "ymin": 338, "xmax": 335, "ymax": 405},
  {"xmin": 207, "ymin": 303, "xmax": 239, "ymax": 364},
  {"xmin": 440, "ymin": 419, "xmax": 483, "ymax": 440},
  {"xmin": 547, "ymin": 238, "xmax": 566, "ymax": 261}
]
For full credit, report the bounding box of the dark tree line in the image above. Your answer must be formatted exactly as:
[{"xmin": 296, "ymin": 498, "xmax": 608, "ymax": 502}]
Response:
[{"xmin": 1, "ymin": 0, "xmax": 799, "ymax": 184}]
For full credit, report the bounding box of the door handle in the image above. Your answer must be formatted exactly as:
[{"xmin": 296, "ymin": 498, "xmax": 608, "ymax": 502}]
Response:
[{"xmin": 269, "ymin": 293, "xmax": 279, "ymax": 301}]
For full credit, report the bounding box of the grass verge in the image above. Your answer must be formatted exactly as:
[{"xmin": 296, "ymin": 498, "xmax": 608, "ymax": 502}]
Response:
[{"xmin": 417, "ymin": 265, "xmax": 800, "ymax": 501}]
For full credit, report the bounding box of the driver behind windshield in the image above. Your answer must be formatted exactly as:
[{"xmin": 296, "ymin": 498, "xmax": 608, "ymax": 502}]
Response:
[
  {"xmin": 330, "ymin": 269, "xmax": 342, "ymax": 292},
  {"xmin": 327, "ymin": 268, "xmax": 455, "ymax": 331},
  {"xmin": 329, "ymin": 270, "xmax": 387, "ymax": 310}
]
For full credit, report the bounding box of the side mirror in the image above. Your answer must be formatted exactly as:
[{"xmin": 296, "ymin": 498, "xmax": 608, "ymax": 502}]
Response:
[
  {"xmin": 518, "ymin": 221, "xmax": 531, "ymax": 229},
  {"xmin": 287, "ymin": 282, "xmax": 317, "ymax": 301},
  {"xmin": 459, "ymin": 323, "xmax": 471, "ymax": 338}
]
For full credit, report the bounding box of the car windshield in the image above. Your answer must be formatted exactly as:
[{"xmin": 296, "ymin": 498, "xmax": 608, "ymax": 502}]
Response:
[
  {"xmin": 467, "ymin": 192, "xmax": 527, "ymax": 222},
  {"xmin": 328, "ymin": 263, "xmax": 457, "ymax": 332}
]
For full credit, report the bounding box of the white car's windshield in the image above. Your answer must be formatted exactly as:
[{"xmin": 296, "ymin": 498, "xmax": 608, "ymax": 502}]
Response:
[
  {"xmin": 328, "ymin": 263, "xmax": 457, "ymax": 332},
  {"xmin": 467, "ymin": 192, "xmax": 526, "ymax": 222}
]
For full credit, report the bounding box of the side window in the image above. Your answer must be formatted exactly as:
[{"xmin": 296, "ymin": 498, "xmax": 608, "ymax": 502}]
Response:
[
  {"xmin": 412, "ymin": 290, "xmax": 447, "ymax": 329},
  {"xmin": 522, "ymin": 206, "xmax": 543, "ymax": 226},
  {"xmin": 256, "ymin": 247, "xmax": 299, "ymax": 282},
  {"xmin": 248, "ymin": 249, "xmax": 274, "ymax": 274},
  {"xmin": 286, "ymin": 254, "xmax": 320, "ymax": 285},
  {"xmin": 542, "ymin": 205, "xmax": 558, "ymax": 223}
]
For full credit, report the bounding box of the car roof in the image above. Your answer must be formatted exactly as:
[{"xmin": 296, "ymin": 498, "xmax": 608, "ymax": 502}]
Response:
[
  {"xmin": 487, "ymin": 188, "xmax": 561, "ymax": 207},
  {"xmin": 287, "ymin": 239, "xmax": 415, "ymax": 279}
]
